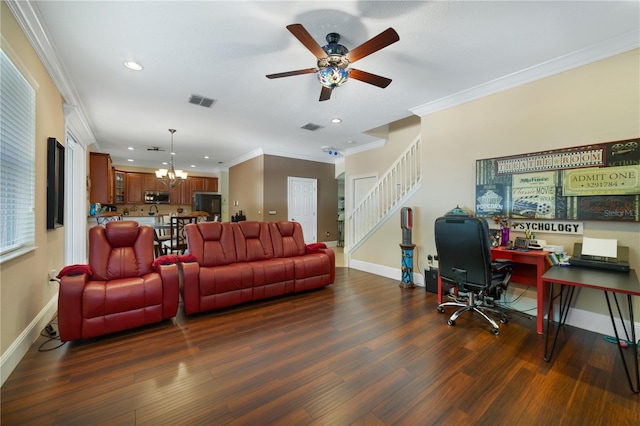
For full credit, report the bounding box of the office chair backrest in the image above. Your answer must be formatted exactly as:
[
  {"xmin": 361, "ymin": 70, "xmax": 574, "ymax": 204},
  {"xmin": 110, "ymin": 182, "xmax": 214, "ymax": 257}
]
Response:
[{"xmin": 434, "ymin": 216, "xmax": 492, "ymax": 292}]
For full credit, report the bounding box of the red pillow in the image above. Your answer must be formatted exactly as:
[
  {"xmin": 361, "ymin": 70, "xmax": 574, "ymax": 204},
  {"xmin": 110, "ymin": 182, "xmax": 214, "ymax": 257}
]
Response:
[{"xmin": 57, "ymin": 264, "xmax": 92, "ymax": 278}]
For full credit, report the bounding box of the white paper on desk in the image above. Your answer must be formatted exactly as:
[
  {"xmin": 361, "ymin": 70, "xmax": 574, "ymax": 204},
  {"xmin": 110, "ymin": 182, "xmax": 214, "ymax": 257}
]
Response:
[{"xmin": 581, "ymin": 237, "xmax": 617, "ymax": 258}]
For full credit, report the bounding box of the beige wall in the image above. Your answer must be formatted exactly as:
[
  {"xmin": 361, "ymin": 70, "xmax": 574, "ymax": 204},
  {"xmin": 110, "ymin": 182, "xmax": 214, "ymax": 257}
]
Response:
[
  {"xmin": 1, "ymin": 2, "xmax": 65, "ymax": 366},
  {"xmin": 348, "ymin": 49, "xmax": 640, "ymax": 316},
  {"xmin": 230, "ymin": 154, "xmax": 339, "ymax": 243},
  {"xmin": 347, "ymin": 116, "xmax": 422, "ymax": 265},
  {"xmin": 229, "ymin": 155, "xmax": 264, "ymax": 221},
  {"xmin": 264, "ymin": 155, "xmax": 338, "ymax": 242}
]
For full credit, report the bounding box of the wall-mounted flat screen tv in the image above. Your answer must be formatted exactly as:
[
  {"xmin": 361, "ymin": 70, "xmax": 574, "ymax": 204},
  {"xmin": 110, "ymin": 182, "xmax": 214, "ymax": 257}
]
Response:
[{"xmin": 47, "ymin": 137, "xmax": 64, "ymax": 229}]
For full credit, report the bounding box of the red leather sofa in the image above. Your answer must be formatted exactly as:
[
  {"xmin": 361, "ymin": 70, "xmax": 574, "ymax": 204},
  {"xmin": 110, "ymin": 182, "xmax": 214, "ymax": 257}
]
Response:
[
  {"xmin": 182, "ymin": 221, "xmax": 335, "ymax": 315},
  {"xmin": 57, "ymin": 221, "xmax": 181, "ymax": 342}
]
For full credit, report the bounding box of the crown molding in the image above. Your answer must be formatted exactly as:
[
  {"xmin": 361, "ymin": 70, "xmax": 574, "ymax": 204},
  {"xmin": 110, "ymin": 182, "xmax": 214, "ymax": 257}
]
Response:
[
  {"xmin": 6, "ymin": 0, "xmax": 97, "ymax": 146},
  {"xmin": 410, "ymin": 29, "xmax": 640, "ymax": 117},
  {"xmin": 342, "ymin": 139, "xmax": 387, "ymax": 157}
]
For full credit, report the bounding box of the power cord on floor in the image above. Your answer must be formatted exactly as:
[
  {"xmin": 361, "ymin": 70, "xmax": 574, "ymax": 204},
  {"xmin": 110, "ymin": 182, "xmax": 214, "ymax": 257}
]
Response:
[
  {"xmin": 38, "ymin": 318, "xmax": 66, "ymax": 351},
  {"xmin": 603, "ymin": 335, "xmax": 640, "ymax": 350}
]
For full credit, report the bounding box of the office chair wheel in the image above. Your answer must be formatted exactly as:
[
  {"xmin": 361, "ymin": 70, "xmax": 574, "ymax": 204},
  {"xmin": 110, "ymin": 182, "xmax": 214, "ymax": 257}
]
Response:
[
  {"xmin": 491, "ymin": 327, "xmax": 499, "ymax": 336},
  {"xmin": 437, "ymin": 306, "xmax": 445, "ymax": 313},
  {"xmin": 499, "ymin": 316, "xmax": 508, "ymax": 324},
  {"xmin": 447, "ymin": 319, "xmax": 456, "ymax": 326}
]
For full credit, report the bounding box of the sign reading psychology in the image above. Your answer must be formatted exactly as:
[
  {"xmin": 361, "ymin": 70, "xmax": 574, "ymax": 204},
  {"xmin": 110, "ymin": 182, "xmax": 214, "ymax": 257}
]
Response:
[{"xmin": 511, "ymin": 220, "xmax": 583, "ymax": 235}]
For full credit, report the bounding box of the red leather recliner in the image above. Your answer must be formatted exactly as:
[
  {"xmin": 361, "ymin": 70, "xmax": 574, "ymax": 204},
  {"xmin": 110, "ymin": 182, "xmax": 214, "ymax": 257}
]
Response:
[{"xmin": 57, "ymin": 221, "xmax": 180, "ymax": 342}]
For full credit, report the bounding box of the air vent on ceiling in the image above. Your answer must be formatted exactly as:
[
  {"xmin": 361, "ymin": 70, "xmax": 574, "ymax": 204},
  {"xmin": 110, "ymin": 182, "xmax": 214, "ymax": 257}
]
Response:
[
  {"xmin": 188, "ymin": 94, "xmax": 216, "ymax": 108},
  {"xmin": 301, "ymin": 123, "xmax": 323, "ymax": 131}
]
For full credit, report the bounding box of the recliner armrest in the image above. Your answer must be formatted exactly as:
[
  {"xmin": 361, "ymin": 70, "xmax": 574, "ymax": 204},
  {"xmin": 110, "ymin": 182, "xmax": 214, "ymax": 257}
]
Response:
[
  {"xmin": 156, "ymin": 263, "xmax": 181, "ymax": 318},
  {"xmin": 58, "ymin": 273, "xmax": 90, "ymax": 342}
]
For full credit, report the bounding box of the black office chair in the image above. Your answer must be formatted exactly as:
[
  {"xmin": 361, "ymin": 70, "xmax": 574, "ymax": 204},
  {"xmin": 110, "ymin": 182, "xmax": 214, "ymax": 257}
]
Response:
[{"xmin": 435, "ymin": 214, "xmax": 514, "ymax": 335}]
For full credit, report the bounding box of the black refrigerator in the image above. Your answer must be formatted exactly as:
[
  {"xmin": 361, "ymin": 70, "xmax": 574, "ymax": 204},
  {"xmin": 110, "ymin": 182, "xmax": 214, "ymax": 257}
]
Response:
[{"xmin": 192, "ymin": 192, "xmax": 222, "ymax": 221}]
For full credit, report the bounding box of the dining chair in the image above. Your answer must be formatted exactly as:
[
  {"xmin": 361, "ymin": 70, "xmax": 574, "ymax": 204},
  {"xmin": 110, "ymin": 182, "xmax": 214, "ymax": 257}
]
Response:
[
  {"xmin": 189, "ymin": 211, "xmax": 210, "ymax": 223},
  {"xmin": 162, "ymin": 216, "xmax": 197, "ymax": 254},
  {"xmin": 95, "ymin": 211, "xmax": 123, "ymax": 225}
]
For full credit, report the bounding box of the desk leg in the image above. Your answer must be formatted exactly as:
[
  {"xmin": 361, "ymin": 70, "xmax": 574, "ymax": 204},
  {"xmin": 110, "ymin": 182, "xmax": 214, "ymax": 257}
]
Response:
[
  {"xmin": 537, "ymin": 274, "xmax": 547, "ymax": 334},
  {"xmin": 544, "ymin": 283, "xmax": 576, "ymax": 362},
  {"xmin": 604, "ymin": 292, "xmax": 640, "ymax": 393}
]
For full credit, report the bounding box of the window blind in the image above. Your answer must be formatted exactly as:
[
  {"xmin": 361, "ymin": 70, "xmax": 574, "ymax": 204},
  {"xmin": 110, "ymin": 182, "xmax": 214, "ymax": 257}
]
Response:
[{"xmin": 1, "ymin": 49, "xmax": 36, "ymax": 255}]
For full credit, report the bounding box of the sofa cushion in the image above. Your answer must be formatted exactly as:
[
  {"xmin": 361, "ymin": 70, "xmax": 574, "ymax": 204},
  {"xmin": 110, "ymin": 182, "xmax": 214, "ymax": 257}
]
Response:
[
  {"xmin": 90, "ymin": 221, "xmax": 155, "ymax": 281},
  {"xmin": 269, "ymin": 221, "xmax": 306, "ymax": 258},
  {"xmin": 233, "ymin": 222, "xmax": 274, "ymax": 262},
  {"xmin": 291, "ymin": 253, "xmax": 334, "ymax": 292},
  {"xmin": 81, "ymin": 273, "xmax": 164, "ymax": 338},
  {"xmin": 198, "ymin": 263, "xmax": 254, "ymax": 311},
  {"xmin": 185, "ymin": 222, "xmax": 237, "ymax": 266},
  {"xmin": 250, "ymin": 258, "xmax": 295, "ymax": 299}
]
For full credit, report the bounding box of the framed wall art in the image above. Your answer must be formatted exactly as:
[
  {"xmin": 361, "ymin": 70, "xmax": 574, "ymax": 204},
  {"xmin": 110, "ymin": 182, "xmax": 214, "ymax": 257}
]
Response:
[{"xmin": 476, "ymin": 138, "xmax": 639, "ymax": 222}]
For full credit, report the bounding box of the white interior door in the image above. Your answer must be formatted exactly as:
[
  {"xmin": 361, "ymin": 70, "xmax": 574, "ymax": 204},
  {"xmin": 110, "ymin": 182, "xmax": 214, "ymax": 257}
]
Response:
[{"xmin": 287, "ymin": 177, "xmax": 317, "ymax": 244}]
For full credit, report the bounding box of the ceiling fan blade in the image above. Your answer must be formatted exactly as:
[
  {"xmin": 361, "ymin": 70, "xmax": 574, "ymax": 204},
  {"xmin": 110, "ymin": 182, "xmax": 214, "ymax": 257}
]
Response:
[
  {"xmin": 348, "ymin": 69, "xmax": 392, "ymax": 88},
  {"xmin": 319, "ymin": 86, "xmax": 333, "ymax": 101},
  {"xmin": 346, "ymin": 28, "xmax": 399, "ymax": 63},
  {"xmin": 266, "ymin": 68, "xmax": 317, "ymax": 79},
  {"xmin": 286, "ymin": 24, "xmax": 327, "ymax": 59}
]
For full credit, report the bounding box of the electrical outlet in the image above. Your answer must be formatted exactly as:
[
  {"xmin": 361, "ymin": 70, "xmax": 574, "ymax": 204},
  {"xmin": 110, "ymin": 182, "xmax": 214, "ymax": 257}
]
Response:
[
  {"xmin": 326, "ymin": 231, "xmax": 330, "ymax": 237},
  {"xmin": 49, "ymin": 269, "xmax": 57, "ymax": 281}
]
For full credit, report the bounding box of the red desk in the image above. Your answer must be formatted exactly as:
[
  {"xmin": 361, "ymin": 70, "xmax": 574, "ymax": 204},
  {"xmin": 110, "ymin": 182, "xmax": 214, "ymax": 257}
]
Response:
[
  {"xmin": 437, "ymin": 247, "xmax": 550, "ymax": 334},
  {"xmin": 491, "ymin": 247, "xmax": 550, "ymax": 334}
]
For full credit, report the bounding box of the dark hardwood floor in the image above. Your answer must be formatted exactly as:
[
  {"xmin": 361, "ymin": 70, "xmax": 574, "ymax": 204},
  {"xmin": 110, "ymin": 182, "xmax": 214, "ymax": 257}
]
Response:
[{"xmin": 2, "ymin": 267, "xmax": 638, "ymax": 425}]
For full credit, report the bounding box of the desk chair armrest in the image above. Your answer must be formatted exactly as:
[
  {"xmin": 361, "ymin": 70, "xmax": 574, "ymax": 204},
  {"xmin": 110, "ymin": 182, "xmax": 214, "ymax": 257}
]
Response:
[{"xmin": 492, "ymin": 258, "xmax": 514, "ymax": 272}]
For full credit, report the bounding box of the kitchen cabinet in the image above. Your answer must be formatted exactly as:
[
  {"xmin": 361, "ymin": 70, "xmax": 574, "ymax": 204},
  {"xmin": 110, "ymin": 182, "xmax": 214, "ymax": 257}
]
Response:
[
  {"xmin": 89, "ymin": 152, "xmax": 113, "ymax": 204},
  {"xmin": 190, "ymin": 177, "xmax": 218, "ymax": 193},
  {"xmin": 125, "ymin": 173, "xmax": 145, "ymax": 204},
  {"xmin": 204, "ymin": 177, "xmax": 218, "ymax": 192},
  {"xmin": 114, "ymin": 171, "xmax": 125, "ymax": 203},
  {"xmin": 110, "ymin": 171, "xmax": 217, "ymax": 206},
  {"xmin": 144, "ymin": 173, "xmax": 160, "ymax": 192},
  {"xmin": 170, "ymin": 180, "xmax": 189, "ymax": 205}
]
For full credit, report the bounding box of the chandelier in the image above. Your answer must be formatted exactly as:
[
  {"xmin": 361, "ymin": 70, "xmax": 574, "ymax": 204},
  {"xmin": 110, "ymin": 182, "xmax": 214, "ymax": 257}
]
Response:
[{"xmin": 155, "ymin": 128, "xmax": 188, "ymax": 188}]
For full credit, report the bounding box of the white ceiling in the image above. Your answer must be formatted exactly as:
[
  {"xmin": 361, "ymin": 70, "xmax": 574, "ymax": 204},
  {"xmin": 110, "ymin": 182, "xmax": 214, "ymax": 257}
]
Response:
[{"xmin": 12, "ymin": 1, "xmax": 640, "ymax": 172}]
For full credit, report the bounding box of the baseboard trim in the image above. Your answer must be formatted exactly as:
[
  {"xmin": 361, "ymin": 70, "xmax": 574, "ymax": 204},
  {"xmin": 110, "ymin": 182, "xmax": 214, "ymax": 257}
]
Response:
[
  {"xmin": 349, "ymin": 258, "xmax": 425, "ymax": 287},
  {"xmin": 1, "ymin": 294, "xmax": 58, "ymax": 386}
]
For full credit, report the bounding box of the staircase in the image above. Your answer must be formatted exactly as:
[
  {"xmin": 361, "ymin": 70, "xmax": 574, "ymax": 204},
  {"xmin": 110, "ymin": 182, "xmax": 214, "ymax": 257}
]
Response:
[{"xmin": 346, "ymin": 135, "xmax": 422, "ymax": 253}]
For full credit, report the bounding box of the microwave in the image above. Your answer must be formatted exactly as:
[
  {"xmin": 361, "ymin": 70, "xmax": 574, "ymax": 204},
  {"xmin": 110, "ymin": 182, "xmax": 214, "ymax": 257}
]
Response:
[{"xmin": 145, "ymin": 191, "xmax": 171, "ymax": 204}]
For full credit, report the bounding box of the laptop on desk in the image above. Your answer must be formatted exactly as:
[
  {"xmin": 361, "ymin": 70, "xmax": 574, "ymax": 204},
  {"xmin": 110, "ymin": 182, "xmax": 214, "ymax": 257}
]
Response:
[{"xmin": 569, "ymin": 242, "xmax": 630, "ymax": 272}]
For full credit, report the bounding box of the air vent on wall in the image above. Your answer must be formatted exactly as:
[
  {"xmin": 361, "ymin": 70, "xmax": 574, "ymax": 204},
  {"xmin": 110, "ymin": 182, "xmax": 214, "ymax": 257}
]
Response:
[
  {"xmin": 301, "ymin": 123, "xmax": 323, "ymax": 131},
  {"xmin": 188, "ymin": 94, "xmax": 216, "ymax": 108}
]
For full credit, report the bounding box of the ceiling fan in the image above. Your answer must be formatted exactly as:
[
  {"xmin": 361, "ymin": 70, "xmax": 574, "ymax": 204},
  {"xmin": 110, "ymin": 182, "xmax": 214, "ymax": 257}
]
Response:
[{"xmin": 266, "ymin": 24, "xmax": 399, "ymax": 101}]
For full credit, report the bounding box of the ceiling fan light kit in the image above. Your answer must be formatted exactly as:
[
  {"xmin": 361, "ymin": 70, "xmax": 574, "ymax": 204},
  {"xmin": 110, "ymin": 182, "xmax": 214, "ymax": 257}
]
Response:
[{"xmin": 266, "ymin": 24, "xmax": 399, "ymax": 101}]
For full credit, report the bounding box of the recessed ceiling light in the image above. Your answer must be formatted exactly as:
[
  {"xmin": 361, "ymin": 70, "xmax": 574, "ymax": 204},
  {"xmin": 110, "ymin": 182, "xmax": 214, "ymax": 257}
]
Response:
[
  {"xmin": 123, "ymin": 61, "xmax": 143, "ymax": 71},
  {"xmin": 127, "ymin": 146, "xmax": 134, "ymax": 150},
  {"xmin": 127, "ymin": 159, "xmax": 134, "ymax": 162},
  {"xmin": 190, "ymin": 165, "xmax": 196, "ymax": 168},
  {"xmin": 347, "ymin": 140, "xmax": 356, "ymax": 144},
  {"xmin": 331, "ymin": 118, "xmax": 342, "ymax": 124},
  {"xmin": 204, "ymin": 155, "xmax": 209, "ymax": 159}
]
